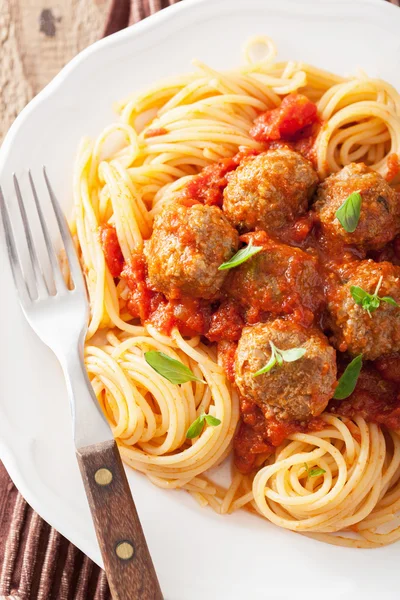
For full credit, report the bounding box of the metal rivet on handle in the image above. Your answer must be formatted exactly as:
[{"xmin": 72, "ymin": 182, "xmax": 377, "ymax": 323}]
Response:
[
  {"xmin": 94, "ymin": 468, "xmax": 113, "ymax": 486},
  {"xmin": 115, "ymin": 541, "xmax": 135, "ymax": 561}
]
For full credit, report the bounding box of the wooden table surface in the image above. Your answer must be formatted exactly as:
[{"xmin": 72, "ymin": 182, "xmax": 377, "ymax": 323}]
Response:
[{"xmin": 1, "ymin": 0, "xmax": 112, "ymax": 143}]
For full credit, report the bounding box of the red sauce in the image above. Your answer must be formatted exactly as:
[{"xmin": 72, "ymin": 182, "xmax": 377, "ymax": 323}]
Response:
[
  {"xmin": 290, "ymin": 123, "xmax": 321, "ymax": 166},
  {"xmin": 121, "ymin": 254, "xmax": 162, "ymax": 322},
  {"xmin": 99, "ymin": 224, "xmax": 124, "ymax": 278},
  {"xmin": 250, "ymin": 94, "xmax": 319, "ymax": 143},
  {"xmin": 234, "ymin": 397, "xmax": 325, "ymax": 473},
  {"xmin": 375, "ymin": 354, "xmax": 400, "ymax": 384},
  {"xmin": 207, "ymin": 301, "xmax": 244, "ymax": 342},
  {"xmin": 369, "ymin": 235, "xmax": 400, "ymax": 266},
  {"xmin": 386, "ymin": 153, "xmax": 400, "ymax": 182},
  {"xmin": 217, "ymin": 340, "xmax": 237, "ymax": 383},
  {"xmin": 277, "ymin": 211, "xmax": 317, "ymax": 247},
  {"xmin": 144, "ymin": 127, "xmax": 168, "ymax": 138},
  {"xmin": 121, "ymin": 255, "xmax": 210, "ymax": 335},
  {"xmin": 330, "ymin": 366, "xmax": 400, "ymax": 431},
  {"xmin": 181, "ymin": 148, "xmax": 259, "ymax": 206},
  {"xmin": 149, "ymin": 297, "xmax": 210, "ymax": 337}
]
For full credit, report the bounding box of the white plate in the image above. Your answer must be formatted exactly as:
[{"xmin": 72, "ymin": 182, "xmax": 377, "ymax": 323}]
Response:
[{"xmin": 1, "ymin": 0, "xmax": 400, "ymax": 598}]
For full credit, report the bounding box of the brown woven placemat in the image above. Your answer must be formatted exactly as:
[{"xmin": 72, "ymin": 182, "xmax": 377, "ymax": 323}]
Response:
[{"xmin": 0, "ymin": 0, "xmax": 399, "ymax": 598}]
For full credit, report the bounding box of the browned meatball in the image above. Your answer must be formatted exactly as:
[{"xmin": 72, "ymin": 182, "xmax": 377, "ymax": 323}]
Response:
[
  {"xmin": 144, "ymin": 202, "xmax": 238, "ymax": 300},
  {"xmin": 328, "ymin": 260, "xmax": 400, "ymax": 360},
  {"xmin": 222, "ymin": 147, "xmax": 318, "ymax": 233},
  {"xmin": 314, "ymin": 163, "xmax": 400, "ymax": 250},
  {"xmin": 225, "ymin": 231, "xmax": 324, "ymax": 325},
  {"xmin": 235, "ymin": 320, "xmax": 337, "ymax": 421}
]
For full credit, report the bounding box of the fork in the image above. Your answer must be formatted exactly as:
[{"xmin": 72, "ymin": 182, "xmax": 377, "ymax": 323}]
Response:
[{"xmin": 0, "ymin": 169, "xmax": 163, "ymax": 600}]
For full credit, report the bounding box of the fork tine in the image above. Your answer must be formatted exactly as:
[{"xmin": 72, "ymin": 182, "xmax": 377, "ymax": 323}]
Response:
[
  {"xmin": 28, "ymin": 171, "xmax": 67, "ymax": 294},
  {"xmin": 0, "ymin": 186, "xmax": 31, "ymax": 308},
  {"xmin": 43, "ymin": 167, "xmax": 86, "ymax": 293},
  {"xmin": 13, "ymin": 174, "xmax": 50, "ymax": 298}
]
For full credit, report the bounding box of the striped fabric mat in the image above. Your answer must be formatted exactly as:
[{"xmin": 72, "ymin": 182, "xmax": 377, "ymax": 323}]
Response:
[{"xmin": 0, "ymin": 0, "xmax": 399, "ymax": 598}]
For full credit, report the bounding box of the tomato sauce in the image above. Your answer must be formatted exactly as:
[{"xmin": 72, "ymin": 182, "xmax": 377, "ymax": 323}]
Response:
[
  {"xmin": 181, "ymin": 148, "xmax": 259, "ymax": 206},
  {"xmin": 386, "ymin": 153, "xmax": 400, "ymax": 182},
  {"xmin": 121, "ymin": 255, "xmax": 211, "ymax": 336},
  {"xmin": 375, "ymin": 353, "xmax": 400, "ymax": 383},
  {"xmin": 250, "ymin": 94, "xmax": 319, "ymax": 143},
  {"xmin": 144, "ymin": 127, "xmax": 168, "ymax": 138},
  {"xmin": 149, "ymin": 297, "xmax": 210, "ymax": 337},
  {"xmin": 329, "ymin": 365, "xmax": 400, "ymax": 431},
  {"xmin": 369, "ymin": 235, "xmax": 400, "ymax": 266},
  {"xmin": 99, "ymin": 224, "xmax": 124, "ymax": 278},
  {"xmin": 207, "ymin": 301, "xmax": 244, "ymax": 342},
  {"xmin": 217, "ymin": 340, "xmax": 237, "ymax": 383},
  {"xmin": 121, "ymin": 254, "xmax": 162, "ymax": 322},
  {"xmin": 234, "ymin": 397, "xmax": 325, "ymax": 473}
]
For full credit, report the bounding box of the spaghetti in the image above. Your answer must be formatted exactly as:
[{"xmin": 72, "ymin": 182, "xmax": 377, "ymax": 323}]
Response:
[{"xmin": 70, "ymin": 36, "xmax": 400, "ymax": 548}]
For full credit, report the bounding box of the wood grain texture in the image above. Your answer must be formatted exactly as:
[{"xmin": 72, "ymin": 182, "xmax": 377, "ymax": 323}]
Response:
[
  {"xmin": 76, "ymin": 440, "xmax": 163, "ymax": 600},
  {"xmin": 0, "ymin": 0, "xmax": 111, "ymax": 143}
]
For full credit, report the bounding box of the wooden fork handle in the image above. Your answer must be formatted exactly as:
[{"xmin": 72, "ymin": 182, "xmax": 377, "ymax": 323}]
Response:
[{"xmin": 76, "ymin": 439, "xmax": 163, "ymax": 600}]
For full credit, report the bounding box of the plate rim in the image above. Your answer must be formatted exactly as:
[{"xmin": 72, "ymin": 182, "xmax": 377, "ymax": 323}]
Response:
[{"xmin": 1, "ymin": 0, "xmax": 400, "ymax": 583}]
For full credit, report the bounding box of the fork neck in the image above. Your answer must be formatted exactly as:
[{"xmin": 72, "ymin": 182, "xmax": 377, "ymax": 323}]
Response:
[{"xmin": 58, "ymin": 337, "xmax": 112, "ymax": 449}]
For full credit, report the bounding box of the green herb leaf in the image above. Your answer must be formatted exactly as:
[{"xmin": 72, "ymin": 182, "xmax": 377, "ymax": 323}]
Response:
[
  {"xmin": 186, "ymin": 412, "xmax": 221, "ymax": 439},
  {"xmin": 253, "ymin": 344, "xmax": 277, "ymax": 377},
  {"xmin": 362, "ymin": 295, "xmax": 380, "ymax": 312},
  {"xmin": 381, "ymin": 296, "xmax": 399, "ymax": 307},
  {"xmin": 278, "ymin": 347, "xmax": 306, "ymax": 362},
  {"xmin": 186, "ymin": 414, "xmax": 205, "ymax": 439},
  {"xmin": 309, "ymin": 467, "xmax": 326, "ymax": 478},
  {"xmin": 335, "ymin": 191, "xmax": 362, "ymax": 233},
  {"xmin": 333, "ymin": 354, "xmax": 363, "ymax": 400},
  {"xmin": 204, "ymin": 415, "xmax": 221, "ymax": 427},
  {"xmin": 253, "ymin": 341, "xmax": 306, "ymax": 377},
  {"xmin": 218, "ymin": 239, "xmax": 263, "ymax": 271},
  {"xmin": 145, "ymin": 351, "xmax": 205, "ymax": 385},
  {"xmin": 304, "ymin": 463, "xmax": 326, "ymax": 478},
  {"xmin": 350, "ymin": 285, "xmax": 369, "ymax": 305},
  {"xmin": 350, "ymin": 277, "xmax": 398, "ymax": 317}
]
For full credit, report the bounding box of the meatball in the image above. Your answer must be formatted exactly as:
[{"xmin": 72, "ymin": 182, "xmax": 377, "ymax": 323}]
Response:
[
  {"xmin": 328, "ymin": 260, "xmax": 400, "ymax": 360},
  {"xmin": 235, "ymin": 320, "xmax": 337, "ymax": 421},
  {"xmin": 222, "ymin": 147, "xmax": 318, "ymax": 233},
  {"xmin": 314, "ymin": 162, "xmax": 400, "ymax": 250},
  {"xmin": 225, "ymin": 232, "xmax": 324, "ymax": 324},
  {"xmin": 144, "ymin": 202, "xmax": 238, "ymax": 300}
]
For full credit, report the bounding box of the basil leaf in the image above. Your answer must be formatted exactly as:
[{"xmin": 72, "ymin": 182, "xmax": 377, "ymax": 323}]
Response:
[
  {"xmin": 362, "ymin": 295, "xmax": 380, "ymax": 313},
  {"xmin": 253, "ymin": 350, "xmax": 277, "ymax": 377},
  {"xmin": 145, "ymin": 351, "xmax": 205, "ymax": 384},
  {"xmin": 186, "ymin": 413, "xmax": 221, "ymax": 439},
  {"xmin": 335, "ymin": 191, "xmax": 362, "ymax": 233},
  {"xmin": 333, "ymin": 354, "xmax": 363, "ymax": 400},
  {"xmin": 304, "ymin": 463, "xmax": 326, "ymax": 478},
  {"xmin": 278, "ymin": 347, "xmax": 306, "ymax": 362},
  {"xmin": 309, "ymin": 467, "xmax": 326, "ymax": 478},
  {"xmin": 350, "ymin": 282, "xmax": 398, "ymax": 316},
  {"xmin": 218, "ymin": 239, "xmax": 263, "ymax": 270},
  {"xmin": 253, "ymin": 341, "xmax": 306, "ymax": 377},
  {"xmin": 381, "ymin": 296, "xmax": 399, "ymax": 307},
  {"xmin": 204, "ymin": 415, "xmax": 221, "ymax": 427},
  {"xmin": 186, "ymin": 414, "xmax": 205, "ymax": 439},
  {"xmin": 350, "ymin": 285, "xmax": 369, "ymax": 306}
]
